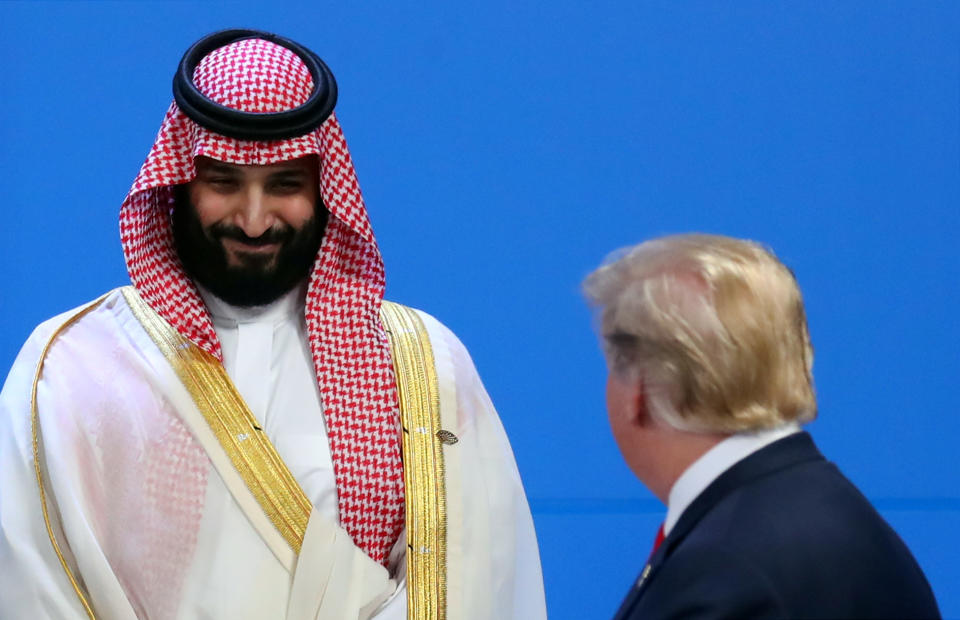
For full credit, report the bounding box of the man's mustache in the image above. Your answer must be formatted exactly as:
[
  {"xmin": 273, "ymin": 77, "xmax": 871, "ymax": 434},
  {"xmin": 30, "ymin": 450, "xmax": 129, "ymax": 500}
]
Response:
[{"xmin": 209, "ymin": 224, "xmax": 294, "ymax": 246}]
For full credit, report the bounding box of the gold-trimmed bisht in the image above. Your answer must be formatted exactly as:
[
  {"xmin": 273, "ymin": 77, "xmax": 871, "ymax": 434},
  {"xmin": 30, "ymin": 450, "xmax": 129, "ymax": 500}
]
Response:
[
  {"xmin": 32, "ymin": 294, "xmax": 111, "ymax": 619},
  {"xmin": 121, "ymin": 286, "xmax": 313, "ymax": 553},
  {"xmin": 32, "ymin": 288, "xmax": 448, "ymax": 620},
  {"xmin": 380, "ymin": 301, "xmax": 449, "ymax": 620}
]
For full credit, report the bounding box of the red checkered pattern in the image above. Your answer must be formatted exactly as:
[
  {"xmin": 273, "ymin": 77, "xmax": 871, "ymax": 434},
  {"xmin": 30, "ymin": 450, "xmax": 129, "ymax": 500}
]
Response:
[
  {"xmin": 194, "ymin": 39, "xmax": 314, "ymax": 114},
  {"xmin": 119, "ymin": 37, "xmax": 404, "ymax": 565}
]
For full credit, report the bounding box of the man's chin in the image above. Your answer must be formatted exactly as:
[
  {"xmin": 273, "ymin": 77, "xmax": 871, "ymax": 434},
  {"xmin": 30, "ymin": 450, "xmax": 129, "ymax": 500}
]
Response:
[
  {"xmin": 227, "ymin": 258, "xmax": 281, "ymax": 273},
  {"xmin": 223, "ymin": 266, "xmax": 281, "ymax": 284},
  {"xmin": 208, "ymin": 271, "xmax": 294, "ymax": 307}
]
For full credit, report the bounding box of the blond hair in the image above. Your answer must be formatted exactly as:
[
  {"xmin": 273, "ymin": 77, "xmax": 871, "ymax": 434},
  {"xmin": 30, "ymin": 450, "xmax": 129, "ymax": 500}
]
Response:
[{"xmin": 583, "ymin": 234, "xmax": 816, "ymax": 433}]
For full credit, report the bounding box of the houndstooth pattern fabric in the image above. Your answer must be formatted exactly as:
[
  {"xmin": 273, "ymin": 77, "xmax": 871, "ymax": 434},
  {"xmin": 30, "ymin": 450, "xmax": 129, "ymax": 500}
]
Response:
[
  {"xmin": 193, "ymin": 39, "xmax": 314, "ymax": 114},
  {"xmin": 119, "ymin": 37, "xmax": 404, "ymax": 565}
]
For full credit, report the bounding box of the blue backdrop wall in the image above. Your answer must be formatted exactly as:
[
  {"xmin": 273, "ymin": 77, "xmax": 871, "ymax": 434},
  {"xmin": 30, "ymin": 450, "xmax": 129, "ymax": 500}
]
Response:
[{"xmin": 2, "ymin": 2, "xmax": 957, "ymax": 617}]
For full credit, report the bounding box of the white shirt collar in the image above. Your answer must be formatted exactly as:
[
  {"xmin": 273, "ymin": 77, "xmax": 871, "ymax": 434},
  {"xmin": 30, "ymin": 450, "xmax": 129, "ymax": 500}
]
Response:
[
  {"xmin": 664, "ymin": 423, "xmax": 801, "ymax": 535},
  {"xmin": 197, "ymin": 282, "xmax": 306, "ymax": 325}
]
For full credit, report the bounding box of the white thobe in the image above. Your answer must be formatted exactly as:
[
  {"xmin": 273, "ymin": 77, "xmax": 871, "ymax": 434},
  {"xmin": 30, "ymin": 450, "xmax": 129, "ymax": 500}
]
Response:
[
  {"xmin": 197, "ymin": 284, "xmax": 405, "ymax": 618},
  {"xmin": 0, "ymin": 288, "xmax": 546, "ymax": 619}
]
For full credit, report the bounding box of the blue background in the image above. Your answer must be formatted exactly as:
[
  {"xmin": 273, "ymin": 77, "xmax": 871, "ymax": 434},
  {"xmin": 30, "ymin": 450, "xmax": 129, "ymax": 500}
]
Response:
[{"xmin": 1, "ymin": 1, "xmax": 957, "ymax": 617}]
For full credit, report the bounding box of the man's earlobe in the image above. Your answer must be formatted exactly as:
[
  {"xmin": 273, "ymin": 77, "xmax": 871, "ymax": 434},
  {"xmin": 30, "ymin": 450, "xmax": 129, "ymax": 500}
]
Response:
[{"xmin": 631, "ymin": 378, "xmax": 655, "ymax": 428}]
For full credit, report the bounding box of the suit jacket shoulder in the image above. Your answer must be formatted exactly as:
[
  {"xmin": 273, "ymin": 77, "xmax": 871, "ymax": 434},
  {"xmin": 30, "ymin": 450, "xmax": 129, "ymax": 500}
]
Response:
[{"xmin": 615, "ymin": 432, "xmax": 940, "ymax": 620}]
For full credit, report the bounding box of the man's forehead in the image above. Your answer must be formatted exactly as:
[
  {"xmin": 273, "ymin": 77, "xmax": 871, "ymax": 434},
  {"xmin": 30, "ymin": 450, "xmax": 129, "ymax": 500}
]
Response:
[{"xmin": 194, "ymin": 155, "xmax": 318, "ymax": 175}]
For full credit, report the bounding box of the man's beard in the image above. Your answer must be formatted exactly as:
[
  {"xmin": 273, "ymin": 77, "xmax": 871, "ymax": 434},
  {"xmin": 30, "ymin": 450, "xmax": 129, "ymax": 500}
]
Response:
[{"xmin": 172, "ymin": 188, "xmax": 328, "ymax": 307}]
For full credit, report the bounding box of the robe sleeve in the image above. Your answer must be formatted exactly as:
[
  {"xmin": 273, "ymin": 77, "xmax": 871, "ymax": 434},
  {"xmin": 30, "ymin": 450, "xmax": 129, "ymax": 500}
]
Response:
[
  {"xmin": 417, "ymin": 311, "xmax": 547, "ymax": 620},
  {"xmin": 1, "ymin": 309, "xmax": 140, "ymax": 620},
  {"xmin": 0, "ymin": 322, "xmax": 91, "ymax": 618}
]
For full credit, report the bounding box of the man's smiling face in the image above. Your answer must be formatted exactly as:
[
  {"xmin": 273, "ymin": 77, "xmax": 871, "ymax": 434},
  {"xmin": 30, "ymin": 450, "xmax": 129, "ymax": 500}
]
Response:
[{"xmin": 173, "ymin": 155, "xmax": 328, "ymax": 307}]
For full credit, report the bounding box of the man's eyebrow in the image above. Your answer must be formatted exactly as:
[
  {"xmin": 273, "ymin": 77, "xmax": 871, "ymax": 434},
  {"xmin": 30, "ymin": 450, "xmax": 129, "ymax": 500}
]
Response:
[
  {"xmin": 199, "ymin": 161, "xmax": 241, "ymax": 175},
  {"xmin": 269, "ymin": 167, "xmax": 310, "ymax": 179}
]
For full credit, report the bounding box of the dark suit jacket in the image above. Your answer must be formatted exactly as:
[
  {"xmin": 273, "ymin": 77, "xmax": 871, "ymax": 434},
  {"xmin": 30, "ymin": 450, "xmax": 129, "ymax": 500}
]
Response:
[{"xmin": 612, "ymin": 432, "xmax": 940, "ymax": 619}]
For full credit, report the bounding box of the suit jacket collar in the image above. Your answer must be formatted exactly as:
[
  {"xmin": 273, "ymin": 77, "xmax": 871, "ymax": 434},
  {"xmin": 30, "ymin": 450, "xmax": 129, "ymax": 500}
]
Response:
[
  {"xmin": 612, "ymin": 432, "xmax": 825, "ymax": 620},
  {"xmin": 655, "ymin": 431, "xmax": 824, "ymax": 565}
]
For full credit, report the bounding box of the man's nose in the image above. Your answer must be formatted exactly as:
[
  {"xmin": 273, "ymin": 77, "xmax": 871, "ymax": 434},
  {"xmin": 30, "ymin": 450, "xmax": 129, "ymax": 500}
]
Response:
[{"xmin": 235, "ymin": 189, "xmax": 275, "ymax": 238}]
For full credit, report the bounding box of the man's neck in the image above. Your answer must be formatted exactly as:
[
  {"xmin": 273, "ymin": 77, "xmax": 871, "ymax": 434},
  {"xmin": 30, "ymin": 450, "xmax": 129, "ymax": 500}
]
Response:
[
  {"xmin": 644, "ymin": 430, "xmax": 728, "ymax": 503},
  {"xmin": 662, "ymin": 423, "xmax": 801, "ymax": 534}
]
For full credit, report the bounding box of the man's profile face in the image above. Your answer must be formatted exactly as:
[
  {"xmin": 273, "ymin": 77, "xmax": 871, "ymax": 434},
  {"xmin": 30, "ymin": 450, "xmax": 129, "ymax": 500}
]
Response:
[{"xmin": 172, "ymin": 155, "xmax": 328, "ymax": 307}]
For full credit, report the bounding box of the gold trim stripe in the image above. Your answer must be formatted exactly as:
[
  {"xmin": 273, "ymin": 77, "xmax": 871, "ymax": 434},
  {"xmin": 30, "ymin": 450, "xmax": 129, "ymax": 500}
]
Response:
[
  {"xmin": 31, "ymin": 294, "xmax": 112, "ymax": 619},
  {"xmin": 121, "ymin": 287, "xmax": 312, "ymax": 552},
  {"xmin": 380, "ymin": 301, "xmax": 447, "ymax": 620}
]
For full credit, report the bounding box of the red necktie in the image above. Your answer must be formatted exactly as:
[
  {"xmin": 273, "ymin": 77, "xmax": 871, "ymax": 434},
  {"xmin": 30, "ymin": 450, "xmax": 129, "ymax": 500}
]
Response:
[{"xmin": 649, "ymin": 523, "xmax": 665, "ymax": 559}]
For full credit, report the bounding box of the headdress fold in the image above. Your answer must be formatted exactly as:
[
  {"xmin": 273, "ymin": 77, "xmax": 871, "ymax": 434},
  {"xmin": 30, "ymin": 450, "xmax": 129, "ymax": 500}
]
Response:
[{"xmin": 120, "ymin": 33, "xmax": 404, "ymax": 564}]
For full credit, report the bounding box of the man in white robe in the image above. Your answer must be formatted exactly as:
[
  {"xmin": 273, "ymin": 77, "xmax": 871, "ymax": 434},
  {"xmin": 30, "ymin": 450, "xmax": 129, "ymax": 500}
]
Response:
[{"xmin": 0, "ymin": 29, "xmax": 545, "ymax": 620}]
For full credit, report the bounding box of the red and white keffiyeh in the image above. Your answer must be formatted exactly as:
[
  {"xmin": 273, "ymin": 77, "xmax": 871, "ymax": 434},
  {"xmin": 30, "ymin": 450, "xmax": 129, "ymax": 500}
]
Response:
[{"xmin": 119, "ymin": 37, "xmax": 404, "ymax": 565}]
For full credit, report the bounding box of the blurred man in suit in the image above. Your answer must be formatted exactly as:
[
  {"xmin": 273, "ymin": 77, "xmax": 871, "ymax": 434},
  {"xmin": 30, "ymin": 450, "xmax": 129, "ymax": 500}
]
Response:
[{"xmin": 583, "ymin": 233, "xmax": 940, "ymax": 619}]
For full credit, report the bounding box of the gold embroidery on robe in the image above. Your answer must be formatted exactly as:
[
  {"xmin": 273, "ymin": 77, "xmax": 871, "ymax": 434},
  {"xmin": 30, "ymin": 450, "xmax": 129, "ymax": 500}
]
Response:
[
  {"xmin": 122, "ymin": 286, "xmax": 313, "ymax": 552},
  {"xmin": 32, "ymin": 294, "xmax": 110, "ymax": 619},
  {"xmin": 380, "ymin": 301, "xmax": 448, "ymax": 620}
]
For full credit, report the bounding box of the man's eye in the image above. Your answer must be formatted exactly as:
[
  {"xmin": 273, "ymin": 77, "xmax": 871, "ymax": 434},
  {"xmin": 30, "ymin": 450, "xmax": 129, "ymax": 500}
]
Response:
[
  {"xmin": 272, "ymin": 181, "xmax": 304, "ymax": 193},
  {"xmin": 205, "ymin": 177, "xmax": 239, "ymax": 191}
]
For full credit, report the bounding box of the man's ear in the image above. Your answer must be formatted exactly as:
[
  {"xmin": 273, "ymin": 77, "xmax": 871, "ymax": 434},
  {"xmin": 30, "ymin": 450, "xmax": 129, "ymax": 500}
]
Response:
[{"xmin": 630, "ymin": 376, "xmax": 652, "ymax": 428}]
